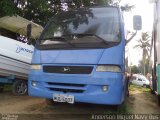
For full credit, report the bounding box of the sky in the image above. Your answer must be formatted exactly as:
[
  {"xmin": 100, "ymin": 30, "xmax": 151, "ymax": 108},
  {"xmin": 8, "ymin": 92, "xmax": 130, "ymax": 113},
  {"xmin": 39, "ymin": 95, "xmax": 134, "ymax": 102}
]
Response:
[{"xmin": 120, "ymin": 0, "xmax": 154, "ymax": 66}]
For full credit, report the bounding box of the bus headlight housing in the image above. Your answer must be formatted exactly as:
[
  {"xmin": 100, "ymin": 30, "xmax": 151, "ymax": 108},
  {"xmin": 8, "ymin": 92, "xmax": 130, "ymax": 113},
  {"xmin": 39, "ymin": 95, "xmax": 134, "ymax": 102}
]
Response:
[
  {"xmin": 31, "ymin": 81, "xmax": 37, "ymax": 87},
  {"xmin": 31, "ymin": 65, "xmax": 41, "ymax": 70},
  {"xmin": 102, "ymin": 85, "xmax": 108, "ymax": 92},
  {"xmin": 96, "ymin": 65, "xmax": 121, "ymax": 72}
]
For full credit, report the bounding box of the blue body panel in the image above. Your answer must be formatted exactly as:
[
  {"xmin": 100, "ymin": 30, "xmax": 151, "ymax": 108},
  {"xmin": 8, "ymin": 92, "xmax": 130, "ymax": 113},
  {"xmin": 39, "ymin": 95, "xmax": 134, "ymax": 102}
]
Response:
[
  {"xmin": 28, "ymin": 7, "xmax": 127, "ymax": 105},
  {"xmin": 29, "ymin": 69, "xmax": 125, "ymax": 105},
  {"xmin": 29, "ymin": 42, "xmax": 126, "ymax": 105}
]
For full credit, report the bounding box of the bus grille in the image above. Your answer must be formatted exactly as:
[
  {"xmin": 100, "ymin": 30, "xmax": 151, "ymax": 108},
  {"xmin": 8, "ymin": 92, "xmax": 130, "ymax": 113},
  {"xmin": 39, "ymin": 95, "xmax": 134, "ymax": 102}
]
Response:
[
  {"xmin": 46, "ymin": 82, "xmax": 86, "ymax": 93},
  {"xmin": 43, "ymin": 66, "xmax": 93, "ymax": 74},
  {"xmin": 49, "ymin": 88, "xmax": 84, "ymax": 93}
]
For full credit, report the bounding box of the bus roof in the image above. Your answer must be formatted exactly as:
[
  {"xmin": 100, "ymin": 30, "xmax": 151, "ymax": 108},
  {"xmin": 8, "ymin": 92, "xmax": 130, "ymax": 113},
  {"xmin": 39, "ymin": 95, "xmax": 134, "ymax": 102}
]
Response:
[{"xmin": 0, "ymin": 15, "xmax": 43, "ymax": 39}]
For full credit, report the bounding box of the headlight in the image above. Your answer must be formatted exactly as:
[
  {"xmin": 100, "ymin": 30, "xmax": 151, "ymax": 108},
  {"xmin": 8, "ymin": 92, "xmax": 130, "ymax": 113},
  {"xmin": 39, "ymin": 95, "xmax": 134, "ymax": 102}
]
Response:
[
  {"xmin": 31, "ymin": 65, "xmax": 41, "ymax": 70},
  {"xmin": 96, "ymin": 65, "xmax": 121, "ymax": 72},
  {"xmin": 31, "ymin": 81, "xmax": 37, "ymax": 87},
  {"xmin": 102, "ymin": 85, "xmax": 108, "ymax": 92}
]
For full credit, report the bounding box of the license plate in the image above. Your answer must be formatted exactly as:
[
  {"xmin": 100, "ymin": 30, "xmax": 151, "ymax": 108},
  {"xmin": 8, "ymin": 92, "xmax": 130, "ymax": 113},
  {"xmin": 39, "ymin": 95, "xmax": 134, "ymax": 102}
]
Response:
[{"xmin": 53, "ymin": 94, "xmax": 74, "ymax": 104}]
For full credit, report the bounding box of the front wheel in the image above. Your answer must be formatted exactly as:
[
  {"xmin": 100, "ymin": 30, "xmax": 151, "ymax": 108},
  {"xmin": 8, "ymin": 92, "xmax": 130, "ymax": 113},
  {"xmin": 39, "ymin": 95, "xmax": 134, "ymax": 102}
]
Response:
[
  {"xmin": 12, "ymin": 80, "xmax": 28, "ymax": 96},
  {"xmin": 143, "ymin": 84, "xmax": 147, "ymax": 88}
]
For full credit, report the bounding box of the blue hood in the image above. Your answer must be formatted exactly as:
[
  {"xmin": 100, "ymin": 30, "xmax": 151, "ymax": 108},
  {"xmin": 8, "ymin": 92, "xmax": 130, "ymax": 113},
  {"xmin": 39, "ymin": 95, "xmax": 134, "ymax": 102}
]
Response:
[{"xmin": 39, "ymin": 45, "xmax": 124, "ymax": 65}]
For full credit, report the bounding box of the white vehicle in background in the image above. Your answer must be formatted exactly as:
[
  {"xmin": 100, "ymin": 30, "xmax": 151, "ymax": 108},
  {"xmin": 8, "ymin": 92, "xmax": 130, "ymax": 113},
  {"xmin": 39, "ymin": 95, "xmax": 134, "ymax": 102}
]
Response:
[
  {"xmin": 131, "ymin": 74, "xmax": 150, "ymax": 88},
  {"xmin": 0, "ymin": 15, "xmax": 43, "ymax": 95}
]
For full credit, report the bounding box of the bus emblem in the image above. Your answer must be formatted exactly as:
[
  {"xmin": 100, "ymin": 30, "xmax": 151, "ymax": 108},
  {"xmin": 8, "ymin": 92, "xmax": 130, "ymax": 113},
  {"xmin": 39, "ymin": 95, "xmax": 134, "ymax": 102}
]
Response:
[{"xmin": 62, "ymin": 67, "xmax": 71, "ymax": 72}]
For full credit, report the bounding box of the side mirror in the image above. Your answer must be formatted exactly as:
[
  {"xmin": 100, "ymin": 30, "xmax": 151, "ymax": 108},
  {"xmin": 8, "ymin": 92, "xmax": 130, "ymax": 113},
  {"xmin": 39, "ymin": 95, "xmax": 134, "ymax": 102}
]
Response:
[
  {"xmin": 27, "ymin": 24, "xmax": 32, "ymax": 44},
  {"xmin": 133, "ymin": 15, "xmax": 142, "ymax": 30}
]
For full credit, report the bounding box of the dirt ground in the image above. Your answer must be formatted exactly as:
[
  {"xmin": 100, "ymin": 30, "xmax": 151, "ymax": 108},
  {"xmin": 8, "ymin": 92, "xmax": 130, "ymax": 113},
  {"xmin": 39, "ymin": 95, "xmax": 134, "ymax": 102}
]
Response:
[
  {"xmin": 130, "ymin": 92, "xmax": 160, "ymax": 114},
  {"xmin": 128, "ymin": 86, "xmax": 160, "ymax": 114},
  {"xmin": 0, "ymin": 85, "xmax": 160, "ymax": 120}
]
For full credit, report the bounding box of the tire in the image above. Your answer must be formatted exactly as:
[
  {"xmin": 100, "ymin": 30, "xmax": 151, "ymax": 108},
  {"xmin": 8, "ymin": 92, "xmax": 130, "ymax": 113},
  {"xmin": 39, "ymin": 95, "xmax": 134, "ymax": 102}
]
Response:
[
  {"xmin": 45, "ymin": 99, "xmax": 59, "ymax": 106},
  {"xmin": 143, "ymin": 84, "xmax": 147, "ymax": 88},
  {"xmin": 0, "ymin": 84, "xmax": 4, "ymax": 93},
  {"xmin": 12, "ymin": 80, "xmax": 28, "ymax": 96}
]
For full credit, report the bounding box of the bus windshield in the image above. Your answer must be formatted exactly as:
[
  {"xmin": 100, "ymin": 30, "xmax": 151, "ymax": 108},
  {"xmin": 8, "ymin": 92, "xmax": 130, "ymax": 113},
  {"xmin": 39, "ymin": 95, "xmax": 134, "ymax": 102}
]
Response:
[{"xmin": 39, "ymin": 7, "xmax": 120, "ymax": 49}]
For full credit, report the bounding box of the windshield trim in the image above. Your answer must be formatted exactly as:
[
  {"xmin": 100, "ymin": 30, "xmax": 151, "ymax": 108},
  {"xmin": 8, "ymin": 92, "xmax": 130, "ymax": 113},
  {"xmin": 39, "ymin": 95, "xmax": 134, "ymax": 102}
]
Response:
[{"xmin": 36, "ymin": 41, "xmax": 120, "ymax": 50}]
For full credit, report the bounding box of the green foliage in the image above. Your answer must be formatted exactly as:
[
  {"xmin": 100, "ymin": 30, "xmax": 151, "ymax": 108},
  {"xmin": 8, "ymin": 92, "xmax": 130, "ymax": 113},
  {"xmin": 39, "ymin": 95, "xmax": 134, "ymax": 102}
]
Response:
[
  {"xmin": 121, "ymin": 4, "xmax": 135, "ymax": 12},
  {"xmin": 134, "ymin": 32, "xmax": 151, "ymax": 59},
  {"xmin": 129, "ymin": 84, "xmax": 150, "ymax": 92},
  {"xmin": 94, "ymin": 0, "xmax": 109, "ymax": 5},
  {"xmin": 0, "ymin": 0, "xmax": 17, "ymax": 17},
  {"xmin": 20, "ymin": 0, "xmax": 56, "ymax": 26},
  {"xmin": 134, "ymin": 32, "xmax": 151, "ymax": 75},
  {"xmin": 131, "ymin": 65, "xmax": 139, "ymax": 74},
  {"xmin": 138, "ymin": 58, "xmax": 151, "ymax": 76},
  {"xmin": 0, "ymin": 0, "xmax": 134, "ymax": 26}
]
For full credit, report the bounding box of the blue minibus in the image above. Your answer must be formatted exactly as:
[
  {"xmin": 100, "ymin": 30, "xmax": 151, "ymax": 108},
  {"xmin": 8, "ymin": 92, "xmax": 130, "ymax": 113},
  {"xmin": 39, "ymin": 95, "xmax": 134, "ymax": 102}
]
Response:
[{"xmin": 28, "ymin": 6, "xmax": 140, "ymax": 105}]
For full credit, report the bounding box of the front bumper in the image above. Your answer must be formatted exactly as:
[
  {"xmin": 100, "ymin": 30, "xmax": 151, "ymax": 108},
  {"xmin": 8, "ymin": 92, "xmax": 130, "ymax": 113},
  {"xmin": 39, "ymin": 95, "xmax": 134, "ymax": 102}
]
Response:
[{"xmin": 28, "ymin": 71, "xmax": 125, "ymax": 105}]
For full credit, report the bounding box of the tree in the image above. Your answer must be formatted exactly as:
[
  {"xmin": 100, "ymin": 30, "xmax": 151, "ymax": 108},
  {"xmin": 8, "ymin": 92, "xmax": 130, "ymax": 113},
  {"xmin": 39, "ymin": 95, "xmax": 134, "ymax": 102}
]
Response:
[
  {"xmin": 126, "ymin": 30, "xmax": 137, "ymax": 44},
  {"xmin": 134, "ymin": 32, "xmax": 151, "ymax": 75},
  {"xmin": 0, "ymin": 0, "xmax": 134, "ymax": 26},
  {"xmin": 138, "ymin": 58, "xmax": 151, "ymax": 76},
  {"xmin": 0, "ymin": 0, "xmax": 17, "ymax": 17},
  {"xmin": 131, "ymin": 65, "xmax": 139, "ymax": 74}
]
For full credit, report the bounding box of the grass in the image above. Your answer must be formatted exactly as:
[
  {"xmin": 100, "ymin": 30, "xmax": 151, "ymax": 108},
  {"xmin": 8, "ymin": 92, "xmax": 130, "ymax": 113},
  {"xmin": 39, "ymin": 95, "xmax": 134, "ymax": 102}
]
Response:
[
  {"xmin": 104, "ymin": 84, "xmax": 150, "ymax": 114},
  {"xmin": 104, "ymin": 100, "xmax": 132, "ymax": 114},
  {"xmin": 117, "ymin": 102, "xmax": 132, "ymax": 114},
  {"xmin": 129, "ymin": 84, "xmax": 150, "ymax": 92}
]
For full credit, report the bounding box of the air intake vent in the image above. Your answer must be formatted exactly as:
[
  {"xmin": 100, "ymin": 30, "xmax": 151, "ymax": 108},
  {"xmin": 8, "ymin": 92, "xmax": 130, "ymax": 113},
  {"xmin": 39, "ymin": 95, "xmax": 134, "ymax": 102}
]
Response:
[
  {"xmin": 46, "ymin": 82, "xmax": 86, "ymax": 93},
  {"xmin": 47, "ymin": 82, "xmax": 85, "ymax": 87},
  {"xmin": 49, "ymin": 88, "xmax": 84, "ymax": 93}
]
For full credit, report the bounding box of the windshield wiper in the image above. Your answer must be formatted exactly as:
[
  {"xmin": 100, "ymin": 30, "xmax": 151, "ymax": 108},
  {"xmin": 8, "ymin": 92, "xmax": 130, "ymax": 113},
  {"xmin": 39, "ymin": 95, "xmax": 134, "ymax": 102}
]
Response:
[
  {"xmin": 63, "ymin": 33, "xmax": 108, "ymax": 45},
  {"xmin": 68, "ymin": 33, "xmax": 120, "ymax": 44},
  {"xmin": 40, "ymin": 36, "xmax": 65, "ymax": 40},
  {"xmin": 40, "ymin": 37, "xmax": 75, "ymax": 47},
  {"xmin": 63, "ymin": 33, "xmax": 97, "ymax": 38}
]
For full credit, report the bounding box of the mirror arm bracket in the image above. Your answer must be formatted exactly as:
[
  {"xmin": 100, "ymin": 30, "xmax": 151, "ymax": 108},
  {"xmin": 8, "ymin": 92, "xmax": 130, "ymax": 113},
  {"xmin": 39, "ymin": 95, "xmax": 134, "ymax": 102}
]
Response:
[{"xmin": 126, "ymin": 30, "xmax": 137, "ymax": 45}]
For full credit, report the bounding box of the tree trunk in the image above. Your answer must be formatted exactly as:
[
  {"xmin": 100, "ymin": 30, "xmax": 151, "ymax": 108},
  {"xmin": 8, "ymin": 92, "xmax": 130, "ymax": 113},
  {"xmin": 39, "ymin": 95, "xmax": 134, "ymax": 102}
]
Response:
[
  {"xmin": 143, "ymin": 50, "xmax": 146, "ymax": 75},
  {"xmin": 144, "ymin": 61, "xmax": 146, "ymax": 75}
]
